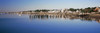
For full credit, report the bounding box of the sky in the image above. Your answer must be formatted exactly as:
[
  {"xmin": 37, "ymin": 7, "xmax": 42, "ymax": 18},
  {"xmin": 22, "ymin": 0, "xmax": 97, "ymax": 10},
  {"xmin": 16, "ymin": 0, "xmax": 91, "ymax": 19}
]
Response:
[{"xmin": 0, "ymin": 0, "xmax": 100, "ymax": 12}]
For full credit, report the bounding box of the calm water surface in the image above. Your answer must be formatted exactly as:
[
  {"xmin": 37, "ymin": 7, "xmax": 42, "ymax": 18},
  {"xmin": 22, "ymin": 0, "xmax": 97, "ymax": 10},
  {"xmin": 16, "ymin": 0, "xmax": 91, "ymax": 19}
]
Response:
[{"xmin": 0, "ymin": 14, "xmax": 100, "ymax": 33}]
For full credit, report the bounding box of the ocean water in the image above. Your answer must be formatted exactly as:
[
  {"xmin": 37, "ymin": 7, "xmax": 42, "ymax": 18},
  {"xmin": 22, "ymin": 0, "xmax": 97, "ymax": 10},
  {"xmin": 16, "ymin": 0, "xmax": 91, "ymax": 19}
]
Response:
[{"xmin": 0, "ymin": 14, "xmax": 100, "ymax": 33}]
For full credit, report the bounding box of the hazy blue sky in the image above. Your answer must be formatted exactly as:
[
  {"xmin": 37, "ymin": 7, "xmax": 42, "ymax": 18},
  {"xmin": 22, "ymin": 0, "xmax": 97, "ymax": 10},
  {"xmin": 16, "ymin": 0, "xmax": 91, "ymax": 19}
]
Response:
[{"xmin": 0, "ymin": 0, "xmax": 100, "ymax": 12}]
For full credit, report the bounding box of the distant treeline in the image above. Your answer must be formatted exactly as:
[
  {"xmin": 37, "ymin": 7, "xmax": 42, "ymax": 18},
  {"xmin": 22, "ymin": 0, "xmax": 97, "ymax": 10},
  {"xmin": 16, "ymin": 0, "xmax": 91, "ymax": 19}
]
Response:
[
  {"xmin": 34, "ymin": 9, "xmax": 50, "ymax": 12},
  {"xmin": 68, "ymin": 7, "xmax": 98, "ymax": 13},
  {"xmin": 28, "ymin": 7, "xmax": 99, "ymax": 13}
]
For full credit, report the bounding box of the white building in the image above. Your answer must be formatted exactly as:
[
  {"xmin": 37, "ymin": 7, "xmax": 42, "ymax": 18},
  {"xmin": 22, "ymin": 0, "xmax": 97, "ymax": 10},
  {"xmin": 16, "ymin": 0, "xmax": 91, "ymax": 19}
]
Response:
[
  {"xmin": 48, "ymin": 10, "xmax": 60, "ymax": 13},
  {"xmin": 61, "ymin": 8, "xmax": 68, "ymax": 13},
  {"xmin": 76, "ymin": 10, "xmax": 79, "ymax": 12},
  {"xmin": 98, "ymin": 9, "xmax": 100, "ymax": 12}
]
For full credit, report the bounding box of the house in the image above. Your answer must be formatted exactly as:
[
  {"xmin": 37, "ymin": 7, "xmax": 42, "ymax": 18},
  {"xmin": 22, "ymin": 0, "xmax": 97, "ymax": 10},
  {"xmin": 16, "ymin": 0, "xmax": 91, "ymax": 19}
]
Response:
[
  {"xmin": 94, "ymin": 6, "xmax": 100, "ymax": 12},
  {"xmin": 48, "ymin": 9, "xmax": 60, "ymax": 13},
  {"xmin": 48, "ymin": 11, "xmax": 57, "ymax": 13},
  {"xmin": 61, "ymin": 8, "xmax": 68, "ymax": 13},
  {"xmin": 76, "ymin": 10, "xmax": 79, "ymax": 12}
]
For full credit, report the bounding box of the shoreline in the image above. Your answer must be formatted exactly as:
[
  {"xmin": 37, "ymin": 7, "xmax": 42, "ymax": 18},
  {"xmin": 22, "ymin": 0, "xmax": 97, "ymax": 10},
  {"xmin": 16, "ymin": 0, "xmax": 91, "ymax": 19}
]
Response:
[
  {"xmin": 0, "ymin": 12, "xmax": 100, "ymax": 18},
  {"xmin": 0, "ymin": 12, "xmax": 100, "ymax": 22}
]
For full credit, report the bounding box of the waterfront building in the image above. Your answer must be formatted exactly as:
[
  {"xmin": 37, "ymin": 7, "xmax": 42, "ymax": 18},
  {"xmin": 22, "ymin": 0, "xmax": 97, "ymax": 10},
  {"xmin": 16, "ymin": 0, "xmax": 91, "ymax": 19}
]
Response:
[
  {"xmin": 95, "ymin": 6, "xmax": 100, "ymax": 12},
  {"xmin": 76, "ymin": 10, "xmax": 79, "ymax": 12},
  {"xmin": 61, "ymin": 8, "xmax": 68, "ymax": 13},
  {"xmin": 48, "ymin": 9, "xmax": 60, "ymax": 13}
]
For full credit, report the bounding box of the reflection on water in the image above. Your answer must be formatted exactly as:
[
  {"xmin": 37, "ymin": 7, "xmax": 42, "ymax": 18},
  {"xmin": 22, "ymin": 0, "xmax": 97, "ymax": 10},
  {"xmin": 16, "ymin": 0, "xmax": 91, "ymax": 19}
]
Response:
[
  {"xmin": 29, "ymin": 14, "xmax": 79, "ymax": 20},
  {"xmin": 28, "ymin": 14, "xmax": 100, "ymax": 23},
  {"xmin": 1, "ymin": 14, "xmax": 100, "ymax": 33},
  {"xmin": 79, "ymin": 16, "xmax": 100, "ymax": 23}
]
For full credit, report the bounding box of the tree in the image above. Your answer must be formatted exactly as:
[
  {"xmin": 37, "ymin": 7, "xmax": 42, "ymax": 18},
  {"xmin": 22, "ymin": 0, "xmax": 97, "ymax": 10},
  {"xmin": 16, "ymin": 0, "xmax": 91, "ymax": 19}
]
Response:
[
  {"xmin": 34, "ymin": 9, "xmax": 50, "ymax": 12},
  {"xmin": 83, "ymin": 7, "xmax": 97, "ymax": 13},
  {"xmin": 69, "ymin": 8, "xmax": 76, "ymax": 11}
]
